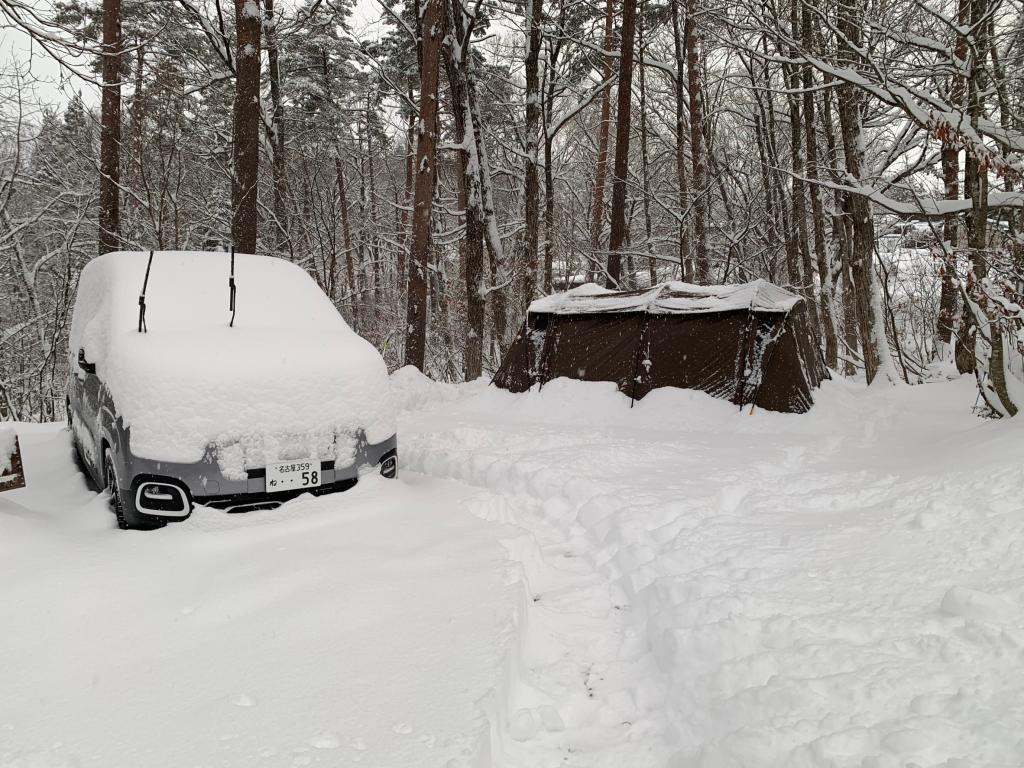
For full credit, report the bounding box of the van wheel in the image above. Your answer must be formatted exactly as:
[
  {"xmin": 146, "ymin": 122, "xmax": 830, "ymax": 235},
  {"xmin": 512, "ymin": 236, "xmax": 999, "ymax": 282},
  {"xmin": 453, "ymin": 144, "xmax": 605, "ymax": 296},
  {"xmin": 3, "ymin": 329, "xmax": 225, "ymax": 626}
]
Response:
[{"xmin": 104, "ymin": 451, "xmax": 165, "ymax": 531}]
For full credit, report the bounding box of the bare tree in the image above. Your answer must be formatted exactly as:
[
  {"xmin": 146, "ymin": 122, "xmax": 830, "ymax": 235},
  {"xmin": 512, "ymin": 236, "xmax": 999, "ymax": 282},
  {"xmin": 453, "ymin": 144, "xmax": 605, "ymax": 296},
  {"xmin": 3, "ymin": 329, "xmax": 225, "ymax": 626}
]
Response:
[
  {"xmin": 232, "ymin": 0, "xmax": 261, "ymax": 253},
  {"xmin": 605, "ymin": 0, "xmax": 637, "ymax": 286},
  {"xmin": 685, "ymin": 0, "xmax": 708, "ymax": 281},
  {"xmin": 522, "ymin": 0, "xmax": 543, "ymax": 306},
  {"xmin": 98, "ymin": 0, "xmax": 122, "ymax": 254},
  {"xmin": 588, "ymin": 0, "xmax": 614, "ymax": 280},
  {"xmin": 404, "ymin": 0, "xmax": 445, "ymax": 370}
]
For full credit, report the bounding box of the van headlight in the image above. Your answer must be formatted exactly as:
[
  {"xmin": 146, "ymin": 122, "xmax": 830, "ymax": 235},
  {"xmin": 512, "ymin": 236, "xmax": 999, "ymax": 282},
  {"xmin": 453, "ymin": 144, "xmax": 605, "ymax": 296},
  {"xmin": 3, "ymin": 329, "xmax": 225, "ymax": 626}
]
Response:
[
  {"xmin": 135, "ymin": 481, "xmax": 191, "ymax": 515},
  {"xmin": 379, "ymin": 451, "xmax": 397, "ymax": 479}
]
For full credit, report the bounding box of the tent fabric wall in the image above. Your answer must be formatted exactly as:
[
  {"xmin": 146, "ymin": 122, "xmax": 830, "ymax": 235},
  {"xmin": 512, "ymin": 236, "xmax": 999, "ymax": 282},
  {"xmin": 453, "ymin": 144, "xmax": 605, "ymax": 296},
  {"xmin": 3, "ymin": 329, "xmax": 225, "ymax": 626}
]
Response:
[
  {"xmin": 491, "ymin": 281, "xmax": 827, "ymax": 413},
  {"xmin": 542, "ymin": 315, "xmax": 645, "ymax": 394},
  {"xmin": 638, "ymin": 313, "xmax": 748, "ymax": 402}
]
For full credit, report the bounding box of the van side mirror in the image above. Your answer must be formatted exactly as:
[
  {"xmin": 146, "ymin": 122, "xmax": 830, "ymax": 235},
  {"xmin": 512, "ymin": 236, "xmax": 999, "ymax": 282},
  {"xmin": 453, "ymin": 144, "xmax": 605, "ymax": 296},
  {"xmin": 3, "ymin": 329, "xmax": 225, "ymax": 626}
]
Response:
[{"xmin": 77, "ymin": 349, "xmax": 96, "ymax": 375}]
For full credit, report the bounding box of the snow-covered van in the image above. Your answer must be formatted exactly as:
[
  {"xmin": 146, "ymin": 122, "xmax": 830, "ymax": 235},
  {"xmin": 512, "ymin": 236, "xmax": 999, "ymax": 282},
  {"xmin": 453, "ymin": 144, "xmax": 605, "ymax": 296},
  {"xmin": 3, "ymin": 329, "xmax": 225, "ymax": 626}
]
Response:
[{"xmin": 67, "ymin": 251, "xmax": 397, "ymax": 530}]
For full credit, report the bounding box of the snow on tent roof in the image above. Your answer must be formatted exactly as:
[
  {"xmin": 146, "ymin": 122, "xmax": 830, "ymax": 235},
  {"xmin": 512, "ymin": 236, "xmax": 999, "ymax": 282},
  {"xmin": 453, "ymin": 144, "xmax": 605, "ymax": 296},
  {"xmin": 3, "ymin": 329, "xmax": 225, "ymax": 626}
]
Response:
[
  {"xmin": 528, "ymin": 279, "xmax": 802, "ymax": 316},
  {"xmin": 69, "ymin": 251, "xmax": 394, "ymax": 464}
]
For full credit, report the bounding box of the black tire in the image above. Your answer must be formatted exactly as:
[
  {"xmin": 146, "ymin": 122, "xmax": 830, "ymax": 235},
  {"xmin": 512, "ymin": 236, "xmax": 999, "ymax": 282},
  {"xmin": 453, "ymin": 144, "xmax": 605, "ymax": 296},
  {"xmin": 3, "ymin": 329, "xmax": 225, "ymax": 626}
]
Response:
[{"xmin": 104, "ymin": 451, "xmax": 165, "ymax": 531}]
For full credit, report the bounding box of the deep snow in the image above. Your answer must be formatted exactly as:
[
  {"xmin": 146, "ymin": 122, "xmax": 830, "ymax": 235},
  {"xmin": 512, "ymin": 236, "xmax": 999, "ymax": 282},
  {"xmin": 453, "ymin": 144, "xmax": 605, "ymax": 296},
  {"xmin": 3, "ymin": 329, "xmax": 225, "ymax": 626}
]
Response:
[
  {"xmin": 3, "ymin": 372, "xmax": 1024, "ymax": 768},
  {"xmin": 393, "ymin": 370, "xmax": 1024, "ymax": 768},
  {"xmin": 0, "ymin": 425, "xmax": 515, "ymax": 767}
]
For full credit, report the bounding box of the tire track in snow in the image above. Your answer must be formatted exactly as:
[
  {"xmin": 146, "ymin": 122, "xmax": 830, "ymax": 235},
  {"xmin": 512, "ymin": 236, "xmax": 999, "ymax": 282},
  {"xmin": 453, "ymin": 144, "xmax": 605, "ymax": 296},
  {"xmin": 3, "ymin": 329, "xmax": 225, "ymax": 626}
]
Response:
[
  {"xmin": 405, "ymin": 438, "xmax": 673, "ymax": 768},
  {"xmin": 397, "ymin": 371, "xmax": 1024, "ymax": 768}
]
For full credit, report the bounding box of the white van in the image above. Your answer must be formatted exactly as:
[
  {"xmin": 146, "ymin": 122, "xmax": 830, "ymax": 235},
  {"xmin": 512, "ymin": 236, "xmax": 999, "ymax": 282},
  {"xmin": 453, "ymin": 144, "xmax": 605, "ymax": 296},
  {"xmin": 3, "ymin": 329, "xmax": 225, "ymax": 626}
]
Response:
[{"xmin": 67, "ymin": 251, "xmax": 396, "ymax": 530}]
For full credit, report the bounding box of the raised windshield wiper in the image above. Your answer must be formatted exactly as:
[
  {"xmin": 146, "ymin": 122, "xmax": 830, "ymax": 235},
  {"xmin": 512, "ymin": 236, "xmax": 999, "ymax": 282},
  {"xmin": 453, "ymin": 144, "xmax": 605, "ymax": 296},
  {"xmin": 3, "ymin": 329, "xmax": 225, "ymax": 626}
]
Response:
[
  {"xmin": 229, "ymin": 246, "xmax": 237, "ymax": 328},
  {"xmin": 138, "ymin": 250, "xmax": 154, "ymax": 333}
]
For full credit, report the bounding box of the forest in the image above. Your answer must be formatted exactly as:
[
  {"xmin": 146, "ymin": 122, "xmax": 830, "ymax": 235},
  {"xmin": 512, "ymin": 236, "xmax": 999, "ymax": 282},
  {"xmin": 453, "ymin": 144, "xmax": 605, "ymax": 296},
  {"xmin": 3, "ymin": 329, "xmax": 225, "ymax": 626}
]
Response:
[{"xmin": 1, "ymin": 0, "xmax": 1023, "ymax": 419}]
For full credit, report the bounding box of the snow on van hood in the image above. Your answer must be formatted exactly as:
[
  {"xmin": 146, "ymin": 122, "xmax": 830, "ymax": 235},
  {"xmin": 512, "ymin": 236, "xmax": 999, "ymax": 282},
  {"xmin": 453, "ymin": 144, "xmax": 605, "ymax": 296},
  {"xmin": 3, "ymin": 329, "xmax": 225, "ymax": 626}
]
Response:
[{"xmin": 70, "ymin": 251, "xmax": 395, "ymax": 466}]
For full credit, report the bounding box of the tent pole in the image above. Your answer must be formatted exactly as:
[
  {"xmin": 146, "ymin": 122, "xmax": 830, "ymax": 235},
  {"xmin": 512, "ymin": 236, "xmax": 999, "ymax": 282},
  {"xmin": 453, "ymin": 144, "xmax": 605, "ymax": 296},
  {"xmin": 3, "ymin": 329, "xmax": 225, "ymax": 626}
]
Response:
[
  {"xmin": 536, "ymin": 315, "xmax": 556, "ymax": 392},
  {"xmin": 628, "ymin": 315, "xmax": 650, "ymax": 408},
  {"xmin": 745, "ymin": 315, "xmax": 787, "ymax": 413},
  {"xmin": 735, "ymin": 310, "xmax": 759, "ymax": 410}
]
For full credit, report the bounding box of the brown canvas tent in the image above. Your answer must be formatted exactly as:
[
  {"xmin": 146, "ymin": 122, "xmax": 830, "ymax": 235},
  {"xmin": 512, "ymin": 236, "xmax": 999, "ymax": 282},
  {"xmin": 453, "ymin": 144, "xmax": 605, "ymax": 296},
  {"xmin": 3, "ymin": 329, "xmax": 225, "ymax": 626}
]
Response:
[{"xmin": 492, "ymin": 280, "xmax": 828, "ymax": 413}]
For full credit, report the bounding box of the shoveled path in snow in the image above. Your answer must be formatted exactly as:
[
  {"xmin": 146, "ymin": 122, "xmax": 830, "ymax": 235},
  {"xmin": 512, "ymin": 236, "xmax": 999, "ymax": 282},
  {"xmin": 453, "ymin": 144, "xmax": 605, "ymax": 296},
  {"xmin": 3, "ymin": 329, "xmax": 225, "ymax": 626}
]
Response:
[
  {"xmin": 0, "ymin": 424, "xmax": 516, "ymax": 768},
  {"xmin": 396, "ymin": 370, "xmax": 1024, "ymax": 768}
]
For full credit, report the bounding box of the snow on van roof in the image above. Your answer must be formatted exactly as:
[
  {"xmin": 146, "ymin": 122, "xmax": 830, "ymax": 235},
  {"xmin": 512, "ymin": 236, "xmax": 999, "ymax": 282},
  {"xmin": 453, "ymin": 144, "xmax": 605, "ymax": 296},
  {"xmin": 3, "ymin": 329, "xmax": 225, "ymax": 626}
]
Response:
[
  {"xmin": 70, "ymin": 251, "xmax": 394, "ymax": 467},
  {"xmin": 528, "ymin": 279, "xmax": 802, "ymax": 315}
]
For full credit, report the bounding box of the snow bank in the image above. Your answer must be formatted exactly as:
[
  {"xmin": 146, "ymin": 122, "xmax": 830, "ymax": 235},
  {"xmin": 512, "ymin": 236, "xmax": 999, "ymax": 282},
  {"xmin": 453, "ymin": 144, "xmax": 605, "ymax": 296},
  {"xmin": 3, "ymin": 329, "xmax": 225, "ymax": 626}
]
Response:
[
  {"xmin": 397, "ymin": 371, "xmax": 1024, "ymax": 767},
  {"xmin": 529, "ymin": 279, "xmax": 801, "ymax": 316},
  {"xmin": 70, "ymin": 251, "xmax": 395, "ymax": 466}
]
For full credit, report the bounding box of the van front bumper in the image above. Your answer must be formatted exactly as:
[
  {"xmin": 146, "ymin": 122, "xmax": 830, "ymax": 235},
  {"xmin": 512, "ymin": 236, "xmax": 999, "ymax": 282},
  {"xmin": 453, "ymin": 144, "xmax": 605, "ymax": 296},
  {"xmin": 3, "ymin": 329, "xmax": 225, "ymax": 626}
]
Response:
[{"xmin": 125, "ymin": 434, "xmax": 398, "ymax": 519}]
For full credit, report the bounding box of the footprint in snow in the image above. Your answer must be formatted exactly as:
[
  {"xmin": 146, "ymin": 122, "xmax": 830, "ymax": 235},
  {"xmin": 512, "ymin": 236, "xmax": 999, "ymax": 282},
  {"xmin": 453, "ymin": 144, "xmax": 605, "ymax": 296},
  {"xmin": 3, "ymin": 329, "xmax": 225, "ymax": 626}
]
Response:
[
  {"xmin": 391, "ymin": 722, "xmax": 414, "ymax": 735},
  {"xmin": 231, "ymin": 694, "xmax": 256, "ymax": 708},
  {"xmin": 349, "ymin": 736, "xmax": 367, "ymax": 750},
  {"xmin": 308, "ymin": 732, "xmax": 341, "ymax": 749}
]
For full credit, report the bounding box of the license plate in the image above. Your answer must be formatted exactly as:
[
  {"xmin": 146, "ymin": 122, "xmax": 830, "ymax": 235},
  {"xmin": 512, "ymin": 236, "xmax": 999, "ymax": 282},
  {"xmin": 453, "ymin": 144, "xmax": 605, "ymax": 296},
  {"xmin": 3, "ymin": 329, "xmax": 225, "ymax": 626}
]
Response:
[{"xmin": 266, "ymin": 459, "xmax": 322, "ymax": 493}]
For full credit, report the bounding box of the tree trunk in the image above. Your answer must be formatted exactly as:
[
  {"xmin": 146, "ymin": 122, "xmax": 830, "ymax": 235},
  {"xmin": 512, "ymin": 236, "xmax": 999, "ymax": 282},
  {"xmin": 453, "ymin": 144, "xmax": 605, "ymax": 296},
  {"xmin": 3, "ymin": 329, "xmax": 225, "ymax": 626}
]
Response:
[
  {"xmin": 670, "ymin": 0, "xmax": 691, "ymax": 278},
  {"xmin": 265, "ymin": 0, "xmax": 288, "ymax": 256},
  {"xmin": 98, "ymin": 0, "xmax": 122, "ymax": 255},
  {"xmin": 522, "ymin": 0, "xmax": 543, "ymax": 307},
  {"xmin": 543, "ymin": 120, "xmax": 556, "ymax": 294},
  {"xmin": 606, "ymin": 0, "xmax": 637, "ymax": 286},
  {"xmin": 441, "ymin": 5, "xmax": 485, "ymax": 381},
  {"xmin": 466, "ymin": 74, "xmax": 508, "ymax": 356},
  {"xmin": 399, "ymin": 80, "xmax": 416, "ymax": 291},
  {"xmin": 588, "ymin": 0, "xmax": 614, "ymax": 281},
  {"xmin": 938, "ymin": 0, "xmax": 968, "ymax": 358},
  {"xmin": 232, "ymin": 0, "xmax": 261, "ymax": 253},
  {"xmin": 129, "ymin": 39, "xmax": 145, "ymax": 206},
  {"xmin": 335, "ymin": 155, "xmax": 358, "ymax": 318},
  {"xmin": 819, "ymin": 78, "xmax": 856, "ymax": 374},
  {"xmin": 963, "ymin": 0, "xmax": 1015, "ymax": 413},
  {"xmin": 685, "ymin": 0, "xmax": 708, "ymax": 281},
  {"xmin": 938, "ymin": 146, "xmax": 960, "ymax": 355},
  {"xmin": 638, "ymin": 0, "xmax": 656, "ymax": 286},
  {"xmin": 835, "ymin": 0, "xmax": 894, "ymax": 384},
  {"xmin": 364, "ymin": 94, "xmax": 382, "ymax": 312},
  {"xmin": 801, "ymin": 1, "xmax": 837, "ymax": 367},
  {"xmin": 404, "ymin": 0, "xmax": 445, "ymax": 370},
  {"xmin": 786, "ymin": 0, "xmax": 820, "ymax": 336}
]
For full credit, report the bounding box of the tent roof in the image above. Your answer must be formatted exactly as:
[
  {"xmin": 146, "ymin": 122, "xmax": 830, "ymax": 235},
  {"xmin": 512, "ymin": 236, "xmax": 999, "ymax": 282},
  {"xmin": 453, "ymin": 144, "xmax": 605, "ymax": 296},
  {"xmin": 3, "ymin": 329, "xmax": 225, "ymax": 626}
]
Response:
[{"xmin": 528, "ymin": 279, "xmax": 802, "ymax": 316}]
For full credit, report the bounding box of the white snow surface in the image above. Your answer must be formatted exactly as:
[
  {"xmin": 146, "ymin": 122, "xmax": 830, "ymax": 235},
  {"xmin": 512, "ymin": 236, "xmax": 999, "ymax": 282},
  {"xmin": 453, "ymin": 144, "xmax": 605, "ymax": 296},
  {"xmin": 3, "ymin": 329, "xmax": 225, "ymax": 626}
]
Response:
[
  {"xmin": 392, "ymin": 369, "xmax": 1024, "ymax": 767},
  {"xmin": 69, "ymin": 251, "xmax": 394, "ymax": 465},
  {"xmin": 3, "ymin": 370, "xmax": 1024, "ymax": 767},
  {"xmin": 528, "ymin": 279, "xmax": 802, "ymax": 316},
  {"xmin": 0, "ymin": 425, "xmax": 515, "ymax": 767}
]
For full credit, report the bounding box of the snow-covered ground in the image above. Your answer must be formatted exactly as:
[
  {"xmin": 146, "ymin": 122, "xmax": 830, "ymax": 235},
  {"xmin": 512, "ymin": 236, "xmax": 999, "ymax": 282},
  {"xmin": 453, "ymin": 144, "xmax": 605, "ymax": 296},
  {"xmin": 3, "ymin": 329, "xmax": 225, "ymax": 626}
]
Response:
[
  {"xmin": 3, "ymin": 372, "xmax": 1024, "ymax": 767},
  {"xmin": 0, "ymin": 425, "xmax": 516, "ymax": 767},
  {"xmin": 393, "ymin": 370, "xmax": 1024, "ymax": 768}
]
